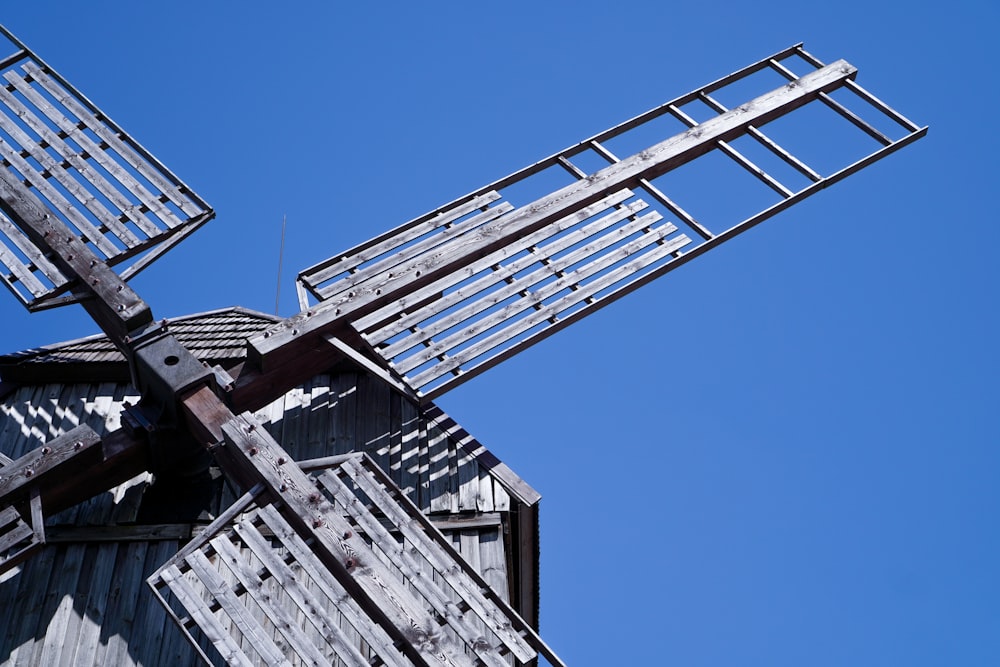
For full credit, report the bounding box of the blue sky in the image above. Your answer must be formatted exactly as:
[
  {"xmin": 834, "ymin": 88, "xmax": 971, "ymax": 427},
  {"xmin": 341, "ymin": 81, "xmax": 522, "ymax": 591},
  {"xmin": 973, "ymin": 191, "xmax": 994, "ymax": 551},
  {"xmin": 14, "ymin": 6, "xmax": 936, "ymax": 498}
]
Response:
[{"xmin": 0, "ymin": 2, "xmax": 996, "ymax": 665}]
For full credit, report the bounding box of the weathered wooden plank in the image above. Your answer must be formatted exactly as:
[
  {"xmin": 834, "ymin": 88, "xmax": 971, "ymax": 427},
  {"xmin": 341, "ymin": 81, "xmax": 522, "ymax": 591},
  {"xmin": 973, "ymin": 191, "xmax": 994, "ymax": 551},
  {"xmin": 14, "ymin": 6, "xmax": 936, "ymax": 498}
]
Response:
[
  {"xmin": 383, "ymin": 207, "xmax": 669, "ymax": 367},
  {"xmin": 22, "ymin": 62, "xmax": 205, "ymax": 219},
  {"xmin": 253, "ymin": 504, "xmax": 411, "ymax": 667},
  {"xmin": 230, "ymin": 518, "xmax": 378, "ymax": 667},
  {"xmin": 185, "ymin": 548, "xmax": 292, "ymax": 665},
  {"xmin": 317, "ymin": 199, "xmax": 515, "ymax": 303},
  {"xmin": 421, "ymin": 405, "xmax": 541, "ymax": 506},
  {"xmin": 0, "ymin": 423, "xmax": 101, "ymax": 503},
  {"xmin": 3, "ymin": 69, "xmax": 174, "ymax": 235},
  {"xmin": 95, "ymin": 541, "xmax": 149, "ymax": 665},
  {"xmin": 219, "ymin": 413, "xmax": 473, "ymax": 667},
  {"xmin": 427, "ymin": 420, "xmax": 454, "ymax": 514},
  {"xmin": 339, "ymin": 459, "xmax": 529, "ymax": 657},
  {"xmin": 456, "ymin": 445, "xmax": 480, "ymax": 513},
  {"xmin": 304, "ymin": 190, "xmax": 504, "ymax": 291},
  {"xmin": 409, "ymin": 229, "xmax": 691, "ymax": 388},
  {"xmin": 70, "ymin": 542, "xmax": 120, "ymax": 667},
  {"xmin": 252, "ymin": 60, "xmax": 856, "ymax": 372},
  {"xmin": 316, "ymin": 467, "xmax": 516, "ymax": 667},
  {"xmin": 20, "ymin": 62, "xmax": 206, "ymax": 217},
  {"xmin": 324, "ymin": 334, "xmax": 419, "ymax": 402},
  {"xmin": 2, "ymin": 532, "xmax": 58, "ymax": 664},
  {"xmin": 209, "ymin": 533, "xmax": 333, "ymax": 667},
  {"xmin": 343, "ymin": 456, "xmax": 563, "ymax": 667},
  {"xmin": 0, "ymin": 516, "xmax": 31, "ymax": 553},
  {"xmin": 0, "ymin": 213, "xmax": 64, "ymax": 297},
  {"xmin": 358, "ymin": 190, "xmax": 642, "ymax": 346},
  {"xmin": 0, "ymin": 83, "xmax": 142, "ymax": 250},
  {"xmin": 398, "ymin": 396, "xmax": 421, "ymax": 504},
  {"xmin": 665, "ymin": 103, "xmax": 794, "ymax": 198},
  {"xmin": 46, "ymin": 543, "xmax": 89, "ymax": 667},
  {"xmin": 158, "ymin": 563, "xmax": 254, "ymax": 667},
  {"xmin": 478, "ymin": 528, "xmax": 510, "ymax": 604}
]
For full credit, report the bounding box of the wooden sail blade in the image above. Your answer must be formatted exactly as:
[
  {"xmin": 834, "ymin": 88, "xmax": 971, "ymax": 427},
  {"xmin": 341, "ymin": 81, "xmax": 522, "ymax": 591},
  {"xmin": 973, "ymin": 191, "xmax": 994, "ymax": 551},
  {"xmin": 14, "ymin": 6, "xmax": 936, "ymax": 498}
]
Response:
[
  {"xmin": 0, "ymin": 26, "xmax": 213, "ymax": 311},
  {"xmin": 273, "ymin": 44, "xmax": 925, "ymax": 399},
  {"xmin": 149, "ymin": 418, "xmax": 564, "ymax": 667}
]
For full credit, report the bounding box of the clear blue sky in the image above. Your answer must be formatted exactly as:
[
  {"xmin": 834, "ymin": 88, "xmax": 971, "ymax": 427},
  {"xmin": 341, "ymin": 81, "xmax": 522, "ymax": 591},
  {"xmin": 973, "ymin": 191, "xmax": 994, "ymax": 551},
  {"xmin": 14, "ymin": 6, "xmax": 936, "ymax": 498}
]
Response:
[{"xmin": 1, "ymin": 2, "xmax": 996, "ymax": 665}]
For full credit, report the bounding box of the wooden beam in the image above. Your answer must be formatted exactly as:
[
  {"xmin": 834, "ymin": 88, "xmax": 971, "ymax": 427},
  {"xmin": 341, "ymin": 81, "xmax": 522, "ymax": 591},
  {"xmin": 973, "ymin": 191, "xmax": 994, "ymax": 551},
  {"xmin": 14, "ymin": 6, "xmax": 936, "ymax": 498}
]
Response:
[{"xmin": 0, "ymin": 167, "xmax": 152, "ymax": 344}]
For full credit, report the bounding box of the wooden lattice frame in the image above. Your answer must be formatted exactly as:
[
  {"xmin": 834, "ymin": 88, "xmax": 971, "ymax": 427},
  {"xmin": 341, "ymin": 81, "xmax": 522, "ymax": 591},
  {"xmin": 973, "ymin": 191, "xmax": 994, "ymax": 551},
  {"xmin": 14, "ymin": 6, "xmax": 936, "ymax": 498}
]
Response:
[
  {"xmin": 0, "ymin": 26, "xmax": 213, "ymax": 310},
  {"xmin": 149, "ymin": 433, "xmax": 562, "ymax": 667},
  {"xmin": 292, "ymin": 43, "xmax": 926, "ymax": 400}
]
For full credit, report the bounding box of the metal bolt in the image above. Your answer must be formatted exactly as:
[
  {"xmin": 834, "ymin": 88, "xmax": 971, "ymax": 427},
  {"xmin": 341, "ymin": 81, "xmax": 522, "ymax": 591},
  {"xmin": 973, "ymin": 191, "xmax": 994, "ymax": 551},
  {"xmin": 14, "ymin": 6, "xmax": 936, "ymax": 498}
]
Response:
[
  {"xmin": 248, "ymin": 447, "xmax": 258, "ymax": 456},
  {"xmin": 343, "ymin": 530, "xmax": 352, "ymax": 540},
  {"xmin": 308, "ymin": 493, "xmax": 321, "ymax": 504},
  {"xmin": 41, "ymin": 446, "xmax": 51, "ymax": 455},
  {"xmin": 117, "ymin": 304, "xmax": 125, "ymax": 311},
  {"xmin": 313, "ymin": 518, "xmax": 324, "ymax": 528},
  {"xmin": 277, "ymin": 457, "xmax": 286, "ymax": 465},
  {"xmin": 24, "ymin": 468, "xmax": 33, "ymax": 477},
  {"xmin": 279, "ymin": 483, "xmax": 287, "ymax": 492},
  {"xmin": 247, "ymin": 423, "xmax": 256, "ymax": 432},
  {"xmin": 116, "ymin": 285, "xmax": 123, "ymax": 292},
  {"xmin": 345, "ymin": 558, "xmax": 356, "ymax": 569},
  {"xmin": 73, "ymin": 441, "xmax": 83, "ymax": 450}
]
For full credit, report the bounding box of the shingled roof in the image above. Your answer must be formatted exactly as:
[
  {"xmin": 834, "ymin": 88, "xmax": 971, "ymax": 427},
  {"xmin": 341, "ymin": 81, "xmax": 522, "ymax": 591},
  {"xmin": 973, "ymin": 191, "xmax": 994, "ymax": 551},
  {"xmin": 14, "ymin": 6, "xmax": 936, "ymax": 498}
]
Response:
[{"xmin": 0, "ymin": 306, "xmax": 279, "ymax": 384}]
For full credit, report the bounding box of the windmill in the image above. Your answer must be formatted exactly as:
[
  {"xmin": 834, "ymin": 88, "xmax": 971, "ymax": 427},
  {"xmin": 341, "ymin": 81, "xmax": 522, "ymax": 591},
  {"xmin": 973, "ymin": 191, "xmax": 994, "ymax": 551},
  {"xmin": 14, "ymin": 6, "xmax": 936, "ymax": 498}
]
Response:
[{"xmin": 0, "ymin": 22, "xmax": 925, "ymax": 667}]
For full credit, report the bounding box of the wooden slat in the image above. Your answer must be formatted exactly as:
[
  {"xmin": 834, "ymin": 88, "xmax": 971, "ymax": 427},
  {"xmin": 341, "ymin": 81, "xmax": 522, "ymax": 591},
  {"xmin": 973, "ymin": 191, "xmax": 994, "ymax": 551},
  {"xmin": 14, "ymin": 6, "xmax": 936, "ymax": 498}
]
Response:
[
  {"xmin": 229, "ymin": 518, "xmax": 378, "ymax": 667},
  {"xmin": 252, "ymin": 504, "xmax": 410, "ymax": 667},
  {"xmin": 0, "ymin": 210, "xmax": 66, "ymax": 291},
  {"xmin": 395, "ymin": 213, "xmax": 679, "ymax": 377},
  {"xmin": 0, "ymin": 516, "xmax": 31, "ymax": 553},
  {"xmin": 315, "ymin": 468, "xmax": 517, "ymax": 667},
  {"xmin": 156, "ymin": 564, "xmax": 254, "ymax": 667},
  {"xmin": 184, "ymin": 548, "xmax": 292, "ymax": 665},
  {"xmin": 345, "ymin": 456, "xmax": 565, "ymax": 667},
  {"xmin": 316, "ymin": 198, "xmax": 515, "ymax": 302},
  {"xmin": 357, "ymin": 189, "xmax": 641, "ymax": 345},
  {"xmin": 219, "ymin": 414, "xmax": 474, "ymax": 667},
  {"xmin": 23, "ymin": 62, "xmax": 205, "ymax": 218},
  {"xmin": 411, "ymin": 230, "xmax": 691, "ymax": 389},
  {"xmin": 0, "ymin": 84, "xmax": 142, "ymax": 250},
  {"xmin": 332, "ymin": 459, "xmax": 535, "ymax": 663},
  {"xmin": 3, "ymin": 70, "xmax": 174, "ymax": 235},
  {"xmin": 379, "ymin": 205, "xmax": 665, "ymax": 366},
  {"xmin": 304, "ymin": 190, "xmax": 503, "ymax": 290},
  {"xmin": 208, "ymin": 533, "xmax": 333, "ymax": 667},
  {"xmin": 0, "ymin": 225, "xmax": 49, "ymax": 298}
]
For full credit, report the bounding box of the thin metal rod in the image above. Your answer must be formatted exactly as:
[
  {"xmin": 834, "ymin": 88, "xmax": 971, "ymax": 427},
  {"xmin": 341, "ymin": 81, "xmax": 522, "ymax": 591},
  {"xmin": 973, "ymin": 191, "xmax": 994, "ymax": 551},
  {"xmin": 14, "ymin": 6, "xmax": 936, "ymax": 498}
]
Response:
[{"xmin": 274, "ymin": 214, "xmax": 286, "ymax": 315}]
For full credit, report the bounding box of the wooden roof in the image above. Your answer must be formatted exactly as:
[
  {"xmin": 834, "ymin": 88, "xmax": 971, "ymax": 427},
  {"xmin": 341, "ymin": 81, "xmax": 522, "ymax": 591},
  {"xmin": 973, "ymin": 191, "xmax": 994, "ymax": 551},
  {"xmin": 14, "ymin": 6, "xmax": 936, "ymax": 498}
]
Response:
[{"xmin": 0, "ymin": 307, "xmax": 280, "ymax": 384}]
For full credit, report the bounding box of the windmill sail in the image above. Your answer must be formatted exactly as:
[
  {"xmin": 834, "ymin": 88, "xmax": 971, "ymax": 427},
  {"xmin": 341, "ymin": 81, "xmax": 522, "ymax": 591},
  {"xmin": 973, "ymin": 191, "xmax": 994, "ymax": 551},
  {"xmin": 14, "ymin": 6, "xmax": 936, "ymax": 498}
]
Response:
[
  {"xmin": 149, "ymin": 445, "xmax": 560, "ymax": 667},
  {"xmin": 0, "ymin": 26, "xmax": 213, "ymax": 311},
  {"xmin": 290, "ymin": 44, "xmax": 926, "ymax": 400}
]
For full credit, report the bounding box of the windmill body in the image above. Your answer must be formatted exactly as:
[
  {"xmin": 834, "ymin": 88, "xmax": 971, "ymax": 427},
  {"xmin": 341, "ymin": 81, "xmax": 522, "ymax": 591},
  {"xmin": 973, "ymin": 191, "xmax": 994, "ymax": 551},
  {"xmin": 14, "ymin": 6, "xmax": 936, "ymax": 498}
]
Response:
[{"xmin": 0, "ymin": 24, "xmax": 924, "ymax": 667}]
